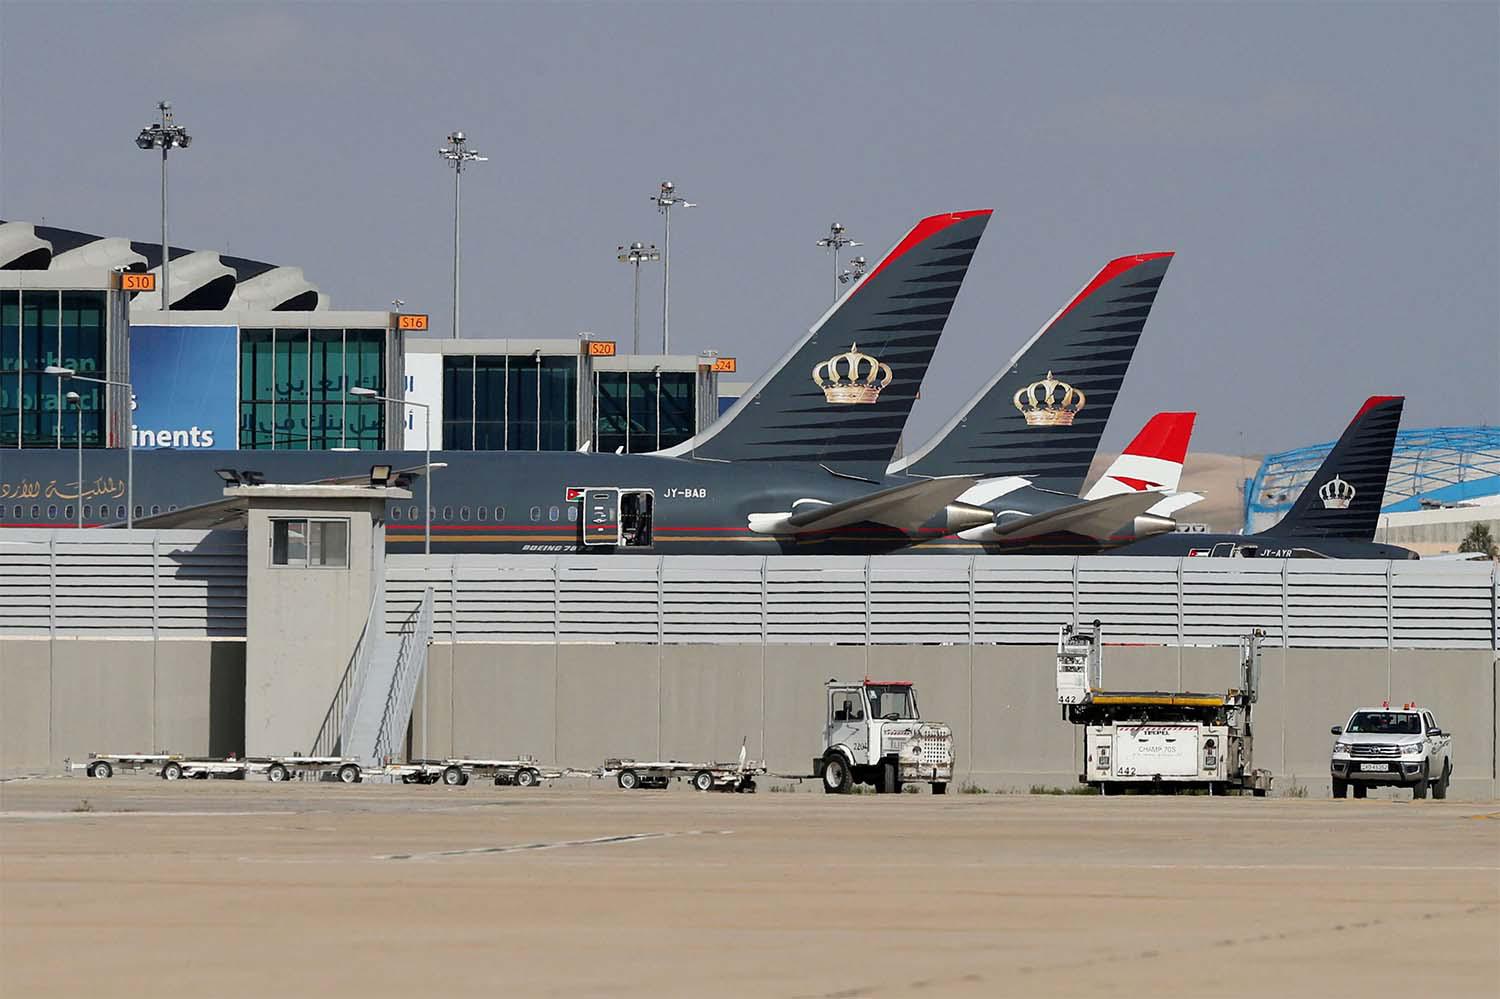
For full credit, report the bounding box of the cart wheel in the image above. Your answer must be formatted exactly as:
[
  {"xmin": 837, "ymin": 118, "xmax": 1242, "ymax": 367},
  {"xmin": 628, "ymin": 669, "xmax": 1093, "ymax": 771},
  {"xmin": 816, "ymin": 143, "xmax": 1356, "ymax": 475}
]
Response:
[
  {"xmin": 932, "ymin": 782, "xmax": 948, "ymax": 795},
  {"xmin": 617, "ymin": 769, "xmax": 641, "ymax": 790},
  {"xmin": 267, "ymin": 764, "xmax": 290, "ymax": 783},
  {"xmin": 162, "ymin": 761, "xmax": 183, "ymax": 781},
  {"xmin": 1252, "ymin": 787, "xmax": 1267, "ymax": 798},
  {"xmin": 693, "ymin": 770, "xmax": 714, "ymax": 792},
  {"xmin": 441, "ymin": 765, "xmax": 465, "ymax": 786},
  {"xmin": 338, "ymin": 763, "xmax": 361, "ymax": 784},
  {"xmin": 516, "ymin": 768, "xmax": 539, "ymax": 788},
  {"xmin": 90, "ymin": 761, "xmax": 113, "ymax": 779},
  {"xmin": 738, "ymin": 779, "xmax": 757, "ymax": 794}
]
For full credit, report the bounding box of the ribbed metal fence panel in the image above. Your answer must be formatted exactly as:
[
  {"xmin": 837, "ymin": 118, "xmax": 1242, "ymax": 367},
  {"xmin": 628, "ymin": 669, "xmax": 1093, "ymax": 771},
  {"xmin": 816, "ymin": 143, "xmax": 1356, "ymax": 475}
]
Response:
[
  {"xmin": 663, "ymin": 557, "xmax": 764, "ymax": 643},
  {"xmin": 766, "ymin": 558, "xmax": 867, "ymax": 644},
  {"xmin": 0, "ymin": 529, "xmax": 246, "ymax": 637},
  {"xmin": 870, "ymin": 556, "xmax": 973, "ymax": 644},
  {"xmin": 973, "ymin": 557, "xmax": 1076, "ymax": 644},
  {"xmin": 1182, "ymin": 560, "xmax": 1287, "ymax": 646},
  {"xmin": 1391, "ymin": 561, "xmax": 1495, "ymax": 650},
  {"xmin": 383, "ymin": 554, "xmax": 1496, "ymax": 650}
]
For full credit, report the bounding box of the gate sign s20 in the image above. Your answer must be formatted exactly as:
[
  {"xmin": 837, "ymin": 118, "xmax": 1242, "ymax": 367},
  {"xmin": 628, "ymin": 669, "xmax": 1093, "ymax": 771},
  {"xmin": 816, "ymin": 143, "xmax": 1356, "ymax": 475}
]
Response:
[{"xmin": 129, "ymin": 325, "xmax": 236, "ymax": 449}]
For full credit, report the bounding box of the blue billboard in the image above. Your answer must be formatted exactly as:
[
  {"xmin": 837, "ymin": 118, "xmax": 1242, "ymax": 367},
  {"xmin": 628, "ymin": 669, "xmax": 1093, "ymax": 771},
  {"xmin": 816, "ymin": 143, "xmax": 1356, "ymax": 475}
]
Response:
[{"xmin": 129, "ymin": 325, "xmax": 236, "ymax": 450}]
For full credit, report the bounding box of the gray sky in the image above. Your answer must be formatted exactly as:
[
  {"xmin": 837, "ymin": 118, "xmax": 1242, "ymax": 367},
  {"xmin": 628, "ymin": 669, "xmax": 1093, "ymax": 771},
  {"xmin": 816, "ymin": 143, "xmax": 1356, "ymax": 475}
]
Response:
[{"xmin": 2, "ymin": 1, "xmax": 1496, "ymax": 454}]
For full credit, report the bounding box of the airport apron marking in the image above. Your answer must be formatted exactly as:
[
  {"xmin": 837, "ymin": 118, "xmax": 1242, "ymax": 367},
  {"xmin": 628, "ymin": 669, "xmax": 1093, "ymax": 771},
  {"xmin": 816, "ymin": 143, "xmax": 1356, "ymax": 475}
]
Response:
[{"xmin": 379, "ymin": 828, "xmax": 731, "ymax": 861}]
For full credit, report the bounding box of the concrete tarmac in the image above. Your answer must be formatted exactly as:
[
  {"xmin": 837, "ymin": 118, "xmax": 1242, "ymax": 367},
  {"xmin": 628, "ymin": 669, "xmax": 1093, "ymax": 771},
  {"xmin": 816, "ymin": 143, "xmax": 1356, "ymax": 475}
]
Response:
[{"xmin": 2, "ymin": 777, "xmax": 1496, "ymax": 998}]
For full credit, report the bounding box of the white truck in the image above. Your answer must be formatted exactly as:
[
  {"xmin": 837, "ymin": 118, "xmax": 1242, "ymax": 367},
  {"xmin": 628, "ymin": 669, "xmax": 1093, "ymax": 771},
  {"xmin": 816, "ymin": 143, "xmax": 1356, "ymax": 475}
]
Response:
[
  {"xmin": 1330, "ymin": 704, "xmax": 1453, "ymax": 799},
  {"xmin": 815, "ymin": 679, "xmax": 954, "ymax": 794},
  {"xmin": 1058, "ymin": 622, "xmax": 1272, "ymax": 795}
]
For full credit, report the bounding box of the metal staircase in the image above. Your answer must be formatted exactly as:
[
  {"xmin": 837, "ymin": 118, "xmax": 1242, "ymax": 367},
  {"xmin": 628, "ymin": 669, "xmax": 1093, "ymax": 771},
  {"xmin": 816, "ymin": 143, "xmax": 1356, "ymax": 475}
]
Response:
[{"xmin": 310, "ymin": 587, "xmax": 434, "ymax": 766}]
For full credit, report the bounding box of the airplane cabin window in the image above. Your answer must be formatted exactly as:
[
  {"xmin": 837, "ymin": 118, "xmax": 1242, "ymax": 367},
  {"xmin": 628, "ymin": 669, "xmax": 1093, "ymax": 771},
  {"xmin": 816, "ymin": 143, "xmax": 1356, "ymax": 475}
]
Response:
[
  {"xmin": 529, "ymin": 506, "xmax": 541, "ymax": 522},
  {"xmin": 459, "ymin": 506, "xmax": 471, "ymax": 521},
  {"xmin": 495, "ymin": 506, "xmax": 505, "ymax": 521},
  {"xmin": 64, "ymin": 505, "xmax": 73, "ymax": 519},
  {"xmin": 568, "ymin": 505, "xmax": 578, "ymax": 522},
  {"xmin": 134, "ymin": 505, "xmax": 143, "ymax": 519},
  {"xmin": 48, "ymin": 505, "xmax": 57, "ymax": 518},
  {"xmin": 83, "ymin": 505, "xmax": 91, "ymax": 520},
  {"xmin": 442, "ymin": 506, "xmax": 453, "ymax": 520},
  {"xmin": 409, "ymin": 506, "xmax": 418, "ymax": 521},
  {"xmin": 548, "ymin": 505, "xmax": 559, "ymax": 522},
  {"xmin": 32, "ymin": 505, "xmax": 40, "ymax": 519},
  {"xmin": 390, "ymin": 506, "xmax": 402, "ymax": 521},
  {"xmin": 476, "ymin": 506, "xmax": 487, "ymax": 521},
  {"xmin": 117, "ymin": 505, "xmax": 126, "ymax": 520},
  {"xmin": 151, "ymin": 505, "xmax": 160, "ymax": 515}
]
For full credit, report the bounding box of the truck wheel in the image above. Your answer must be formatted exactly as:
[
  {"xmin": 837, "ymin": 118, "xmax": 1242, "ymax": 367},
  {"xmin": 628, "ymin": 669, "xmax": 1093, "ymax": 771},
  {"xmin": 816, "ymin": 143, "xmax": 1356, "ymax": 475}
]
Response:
[
  {"xmin": 338, "ymin": 764, "xmax": 361, "ymax": 784},
  {"xmin": 878, "ymin": 762, "xmax": 897, "ymax": 795},
  {"xmin": 1332, "ymin": 778, "xmax": 1347, "ymax": 799},
  {"xmin": 1412, "ymin": 764, "xmax": 1428, "ymax": 800},
  {"xmin": 821, "ymin": 755, "xmax": 852, "ymax": 795},
  {"xmin": 516, "ymin": 768, "xmax": 539, "ymax": 788},
  {"xmin": 267, "ymin": 764, "xmax": 290, "ymax": 783},
  {"xmin": 692, "ymin": 770, "xmax": 714, "ymax": 792},
  {"xmin": 932, "ymin": 782, "xmax": 948, "ymax": 795},
  {"xmin": 89, "ymin": 761, "xmax": 113, "ymax": 779},
  {"xmin": 617, "ymin": 769, "xmax": 641, "ymax": 790},
  {"xmin": 162, "ymin": 761, "xmax": 183, "ymax": 781},
  {"xmin": 1433, "ymin": 762, "xmax": 1450, "ymax": 800},
  {"xmin": 442, "ymin": 766, "xmax": 464, "ymax": 786},
  {"xmin": 1352, "ymin": 784, "xmax": 1367, "ymax": 799}
]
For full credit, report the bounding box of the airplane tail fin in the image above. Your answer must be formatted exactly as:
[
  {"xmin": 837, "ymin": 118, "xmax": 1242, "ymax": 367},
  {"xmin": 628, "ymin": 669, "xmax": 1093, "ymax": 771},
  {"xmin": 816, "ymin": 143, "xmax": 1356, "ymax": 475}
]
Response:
[
  {"xmin": 657, "ymin": 210, "xmax": 992, "ymax": 474},
  {"xmin": 1083, "ymin": 412, "xmax": 1196, "ymax": 499},
  {"xmin": 1268, "ymin": 396, "xmax": 1403, "ymax": 541},
  {"xmin": 890, "ymin": 252, "xmax": 1173, "ymax": 493}
]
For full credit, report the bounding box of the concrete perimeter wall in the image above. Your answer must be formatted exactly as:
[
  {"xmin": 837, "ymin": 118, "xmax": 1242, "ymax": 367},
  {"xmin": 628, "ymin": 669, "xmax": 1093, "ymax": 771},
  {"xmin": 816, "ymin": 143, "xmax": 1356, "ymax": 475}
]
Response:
[
  {"xmin": 0, "ymin": 639, "xmax": 245, "ymax": 775},
  {"xmin": 409, "ymin": 642, "xmax": 1498, "ymax": 800}
]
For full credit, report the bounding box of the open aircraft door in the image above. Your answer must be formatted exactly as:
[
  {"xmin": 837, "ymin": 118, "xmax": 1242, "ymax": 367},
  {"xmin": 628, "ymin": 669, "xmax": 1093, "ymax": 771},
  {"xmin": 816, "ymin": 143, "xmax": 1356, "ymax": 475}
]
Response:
[{"xmin": 574, "ymin": 487, "xmax": 654, "ymax": 548}]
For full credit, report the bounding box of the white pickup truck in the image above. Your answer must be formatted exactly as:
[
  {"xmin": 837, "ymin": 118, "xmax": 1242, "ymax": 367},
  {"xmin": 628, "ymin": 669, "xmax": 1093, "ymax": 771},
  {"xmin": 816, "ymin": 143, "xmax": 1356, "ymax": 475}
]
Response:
[{"xmin": 1330, "ymin": 705, "xmax": 1453, "ymax": 799}]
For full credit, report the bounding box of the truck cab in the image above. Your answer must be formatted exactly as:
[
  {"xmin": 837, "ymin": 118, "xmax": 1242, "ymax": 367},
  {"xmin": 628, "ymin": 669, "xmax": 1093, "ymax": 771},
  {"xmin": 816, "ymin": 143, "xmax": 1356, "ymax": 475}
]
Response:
[
  {"xmin": 815, "ymin": 679, "xmax": 954, "ymax": 795},
  {"xmin": 1331, "ymin": 704, "xmax": 1453, "ymax": 799}
]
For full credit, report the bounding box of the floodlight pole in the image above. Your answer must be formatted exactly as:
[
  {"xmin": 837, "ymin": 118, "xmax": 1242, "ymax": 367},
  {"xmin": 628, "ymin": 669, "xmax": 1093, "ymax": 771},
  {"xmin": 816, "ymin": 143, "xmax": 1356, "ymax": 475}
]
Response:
[
  {"xmin": 653, "ymin": 182, "xmax": 696, "ymax": 354},
  {"xmin": 439, "ymin": 132, "xmax": 487, "ymax": 341},
  {"xmin": 136, "ymin": 101, "xmax": 191, "ymax": 310},
  {"xmin": 617, "ymin": 242, "xmax": 660, "ymax": 354},
  {"xmin": 817, "ymin": 222, "xmax": 863, "ymax": 303}
]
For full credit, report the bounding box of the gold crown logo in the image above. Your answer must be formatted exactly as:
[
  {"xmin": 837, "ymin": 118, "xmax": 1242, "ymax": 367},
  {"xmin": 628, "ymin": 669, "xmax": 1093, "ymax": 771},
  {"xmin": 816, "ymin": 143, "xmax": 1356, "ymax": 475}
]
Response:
[
  {"xmin": 811, "ymin": 343, "xmax": 893, "ymax": 405},
  {"xmin": 1013, "ymin": 371, "xmax": 1085, "ymax": 426},
  {"xmin": 1319, "ymin": 475, "xmax": 1356, "ymax": 510}
]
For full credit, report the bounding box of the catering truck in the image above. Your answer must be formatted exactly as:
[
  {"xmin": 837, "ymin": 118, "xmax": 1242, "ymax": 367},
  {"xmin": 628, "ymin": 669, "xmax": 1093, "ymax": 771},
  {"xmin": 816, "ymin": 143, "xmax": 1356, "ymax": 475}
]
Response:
[{"xmin": 1057, "ymin": 622, "xmax": 1272, "ymax": 795}]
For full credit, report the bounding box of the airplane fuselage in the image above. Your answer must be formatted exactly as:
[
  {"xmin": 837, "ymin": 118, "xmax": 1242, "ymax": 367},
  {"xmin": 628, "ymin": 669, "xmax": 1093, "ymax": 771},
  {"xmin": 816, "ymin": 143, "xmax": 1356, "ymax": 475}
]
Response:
[{"xmin": 0, "ymin": 447, "xmax": 1149, "ymax": 555}]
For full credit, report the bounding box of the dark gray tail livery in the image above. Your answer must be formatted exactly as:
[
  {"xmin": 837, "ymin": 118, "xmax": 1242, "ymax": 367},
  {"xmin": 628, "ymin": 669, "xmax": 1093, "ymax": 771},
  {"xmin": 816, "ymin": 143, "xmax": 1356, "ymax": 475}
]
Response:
[
  {"xmin": 1267, "ymin": 395, "xmax": 1403, "ymax": 541},
  {"xmin": 658, "ymin": 210, "xmax": 992, "ymax": 475},
  {"xmin": 890, "ymin": 252, "xmax": 1173, "ymax": 494}
]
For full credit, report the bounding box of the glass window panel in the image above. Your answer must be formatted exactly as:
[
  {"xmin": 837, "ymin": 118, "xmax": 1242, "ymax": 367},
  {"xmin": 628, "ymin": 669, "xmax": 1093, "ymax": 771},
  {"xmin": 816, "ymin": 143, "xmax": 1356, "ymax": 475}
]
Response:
[
  {"xmin": 508, "ymin": 359, "xmax": 538, "ymax": 451},
  {"xmin": 311, "ymin": 520, "xmax": 348, "ymax": 567},
  {"xmin": 442, "ymin": 356, "xmax": 474, "ymax": 450},
  {"xmin": 274, "ymin": 329, "xmax": 310, "ymax": 449},
  {"xmin": 239, "ymin": 330, "xmax": 274, "ymax": 448},
  {"xmin": 474, "ymin": 356, "xmax": 506, "ymax": 451},
  {"xmin": 539, "ymin": 356, "xmax": 576, "ymax": 451},
  {"xmin": 658, "ymin": 372, "xmax": 696, "ymax": 449},
  {"xmin": 627, "ymin": 371, "xmax": 658, "ymax": 453},
  {"xmin": 1, "ymin": 290, "xmax": 17, "ymax": 447},
  {"xmin": 60, "ymin": 291, "xmax": 105, "ymax": 376},
  {"xmin": 595, "ymin": 371, "xmax": 627, "ymax": 456}
]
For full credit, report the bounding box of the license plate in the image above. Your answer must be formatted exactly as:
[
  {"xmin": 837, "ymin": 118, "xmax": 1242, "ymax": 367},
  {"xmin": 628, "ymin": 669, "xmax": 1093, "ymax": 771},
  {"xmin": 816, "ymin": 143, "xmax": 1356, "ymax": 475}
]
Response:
[{"xmin": 1358, "ymin": 762, "xmax": 1389, "ymax": 772}]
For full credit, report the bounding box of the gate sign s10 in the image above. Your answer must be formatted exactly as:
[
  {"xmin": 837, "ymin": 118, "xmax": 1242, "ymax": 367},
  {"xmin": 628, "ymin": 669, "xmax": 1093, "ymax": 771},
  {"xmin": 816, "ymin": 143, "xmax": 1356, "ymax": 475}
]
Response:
[
  {"xmin": 129, "ymin": 325, "xmax": 236, "ymax": 449},
  {"xmin": 583, "ymin": 489, "xmax": 618, "ymax": 545}
]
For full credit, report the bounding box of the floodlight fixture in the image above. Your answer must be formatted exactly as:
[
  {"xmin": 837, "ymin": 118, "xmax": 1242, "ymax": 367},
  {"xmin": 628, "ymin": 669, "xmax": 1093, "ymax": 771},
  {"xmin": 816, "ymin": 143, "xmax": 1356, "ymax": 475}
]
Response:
[
  {"xmin": 438, "ymin": 130, "xmax": 488, "ymax": 340},
  {"xmin": 135, "ymin": 100, "xmax": 192, "ymax": 310},
  {"xmin": 652, "ymin": 180, "xmax": 697, "ymax": 353}
]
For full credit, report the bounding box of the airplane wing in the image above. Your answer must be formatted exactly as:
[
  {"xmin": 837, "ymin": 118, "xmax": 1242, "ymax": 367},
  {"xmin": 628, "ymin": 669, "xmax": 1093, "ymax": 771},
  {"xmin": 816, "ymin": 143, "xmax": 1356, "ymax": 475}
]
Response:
[
  {"xmin": 967, "ymin": 489, "xmax": 1175, "ymax": 542},
  {"xmin": 1147, "ymin": 491, "xmax": 1204, "ymax": 517},
  {"xmin": 108, "ymin": 495, "xmax": 254, "ymax": 530},
  {"xmin": 749, "ymin": 475, "xmax": 981, "ymax": 535}
]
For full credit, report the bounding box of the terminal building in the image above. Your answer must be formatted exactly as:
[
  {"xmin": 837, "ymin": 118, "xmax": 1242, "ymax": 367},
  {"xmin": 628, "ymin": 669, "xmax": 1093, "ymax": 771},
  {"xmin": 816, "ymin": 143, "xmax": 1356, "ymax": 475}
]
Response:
[{"xmin": 1, "ymin": 219, "xmax": 730, "ymax": 458}]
